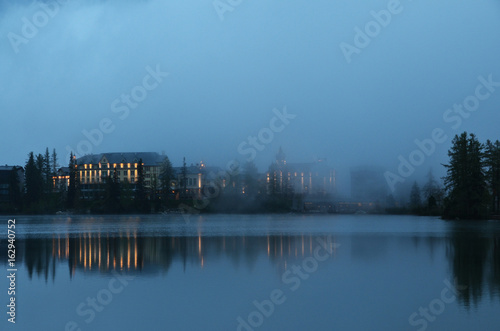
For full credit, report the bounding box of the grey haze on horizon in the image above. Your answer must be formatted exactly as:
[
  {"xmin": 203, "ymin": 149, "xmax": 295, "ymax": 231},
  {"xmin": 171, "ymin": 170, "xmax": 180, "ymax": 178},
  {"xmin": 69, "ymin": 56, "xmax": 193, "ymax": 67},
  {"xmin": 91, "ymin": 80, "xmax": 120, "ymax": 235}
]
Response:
[{"xmin": 1, "ymin": 0, "xmax": 499, "ymax": 196}]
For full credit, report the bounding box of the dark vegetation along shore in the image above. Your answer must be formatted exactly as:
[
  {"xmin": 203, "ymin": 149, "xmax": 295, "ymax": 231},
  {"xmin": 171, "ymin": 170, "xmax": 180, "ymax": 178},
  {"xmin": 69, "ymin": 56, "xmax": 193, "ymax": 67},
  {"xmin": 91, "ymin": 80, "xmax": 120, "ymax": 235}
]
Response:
[{"xmin": 1, "ymin": 132, "xmax": 499, "ymax": 220}]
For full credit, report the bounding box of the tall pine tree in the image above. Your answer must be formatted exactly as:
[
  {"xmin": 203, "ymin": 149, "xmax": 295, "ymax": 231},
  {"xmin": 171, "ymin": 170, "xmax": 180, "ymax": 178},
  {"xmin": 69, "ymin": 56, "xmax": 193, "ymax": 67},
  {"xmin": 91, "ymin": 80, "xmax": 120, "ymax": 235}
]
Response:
[
  {"xmin": 43, "ymin": 148, "xmax": 52, "ymax": 194},
  {"xmin": 485, "ymin": 139, "xmax": 500, "ymax": 215},
  {"xmin": 443, "ymin": 132, "xmax": 489, "ymax": 219},
  {"xmin": 25, "ymin": 152, "xmax": 43, "ymax": 207},
  {"xmin": 67, "ymin": 152, "xmax": 78, "ymax": 209},
  {"xmin": 135, "ymin": 159, "xmax": 148, "ymax": 213},
  {"xmin": 159, "ymin": 156, "xmax": 173, "ymax": 202}
]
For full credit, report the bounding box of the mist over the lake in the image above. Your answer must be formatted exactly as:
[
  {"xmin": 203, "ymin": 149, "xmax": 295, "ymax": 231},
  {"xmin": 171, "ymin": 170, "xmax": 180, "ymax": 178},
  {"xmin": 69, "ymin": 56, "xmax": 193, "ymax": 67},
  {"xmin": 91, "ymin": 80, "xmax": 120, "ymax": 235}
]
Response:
[{"xmin": 1, "ymin": 0, "xmax": 500, "ymax": 197}]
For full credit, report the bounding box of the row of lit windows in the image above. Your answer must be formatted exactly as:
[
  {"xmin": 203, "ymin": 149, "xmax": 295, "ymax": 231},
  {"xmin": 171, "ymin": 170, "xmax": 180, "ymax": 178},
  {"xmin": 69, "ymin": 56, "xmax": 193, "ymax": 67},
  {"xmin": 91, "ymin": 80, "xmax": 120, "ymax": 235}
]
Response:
[
  {"xmin": 82, "ymin": 163, "xmax": 141, "ymax": 170},
  {"xmin": 80, "ymin": 170, "xmax": 139, "ymax": 176}
]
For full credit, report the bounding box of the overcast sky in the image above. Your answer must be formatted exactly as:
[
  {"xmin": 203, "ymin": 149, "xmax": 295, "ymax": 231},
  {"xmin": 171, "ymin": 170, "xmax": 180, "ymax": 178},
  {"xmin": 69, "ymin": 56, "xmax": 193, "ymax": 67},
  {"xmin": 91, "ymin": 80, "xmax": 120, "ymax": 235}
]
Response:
[{"xmin": 1, "ymin": 0, "xmax": 499, "ymax": 195}]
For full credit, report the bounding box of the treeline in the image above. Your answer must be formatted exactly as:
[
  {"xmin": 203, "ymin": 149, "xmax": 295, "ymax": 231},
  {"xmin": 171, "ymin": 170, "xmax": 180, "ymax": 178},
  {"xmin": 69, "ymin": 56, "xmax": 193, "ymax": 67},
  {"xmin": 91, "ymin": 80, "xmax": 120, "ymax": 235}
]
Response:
[
  {"xmin": 1, "ymin": 147, "xmax": 291, "ymax": 215},
  {"xmin": 6, "ymin": 148, "xmax": 61, "ymax": 213},
  {"xmin": 408, "ymin": 170, "xmax": 445, "ymax": 216},
  {"xmin": 1, "ymin": 149, "xmax": 175, "ymax": 214},
  {"xmin": 442, "ymin": 132, "xmax": 500, "ymax": 219},
  {"xmin": 406, "ymin": 132, "xmax": 500, "ymax": 220}
]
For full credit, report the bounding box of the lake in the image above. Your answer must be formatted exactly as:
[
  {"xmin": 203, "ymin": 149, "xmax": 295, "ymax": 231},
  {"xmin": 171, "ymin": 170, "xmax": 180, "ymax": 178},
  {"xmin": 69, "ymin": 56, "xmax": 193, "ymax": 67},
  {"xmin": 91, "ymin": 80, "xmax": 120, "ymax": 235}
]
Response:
[{"xmin": 2, "ymin": 214, "xmax": 500, "ymax": 330}]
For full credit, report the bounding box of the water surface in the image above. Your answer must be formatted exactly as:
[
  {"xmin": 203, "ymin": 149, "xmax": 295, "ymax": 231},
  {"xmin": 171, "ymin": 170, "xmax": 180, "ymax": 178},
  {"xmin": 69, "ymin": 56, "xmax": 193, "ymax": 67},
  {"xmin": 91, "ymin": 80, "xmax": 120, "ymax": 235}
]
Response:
[{"xmin": 2, "ymin": 214, "xmax": 500, "ymax": 330}]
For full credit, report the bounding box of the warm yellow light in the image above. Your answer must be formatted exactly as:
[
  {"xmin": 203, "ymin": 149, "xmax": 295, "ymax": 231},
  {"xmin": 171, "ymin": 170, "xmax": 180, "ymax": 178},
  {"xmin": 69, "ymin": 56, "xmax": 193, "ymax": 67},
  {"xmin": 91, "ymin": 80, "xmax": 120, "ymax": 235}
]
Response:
[
  {"xmin": 79, "ymin": 235, "xmax": 82, "ymax": 262},
  {"xmin": 127, "ymin": 241, "xmax": 131, "ymax": 270},
  {"xmin": 134, "ymin": 240, "xmax": 138, "ymax": 269},
  {"xmin": 98, "ymin": 234, "xmax": 101, "ymax": 267},
  {"xmin": 84, "ymin": 233, "xmax": 87, "ymax": 269},
  {"xmin": 267, "ymin": 237, "xmax": 270, "ymax": 256},
  {"xmin": 66, "ymin": 235, "xmax": 69, "ymax": 259}
]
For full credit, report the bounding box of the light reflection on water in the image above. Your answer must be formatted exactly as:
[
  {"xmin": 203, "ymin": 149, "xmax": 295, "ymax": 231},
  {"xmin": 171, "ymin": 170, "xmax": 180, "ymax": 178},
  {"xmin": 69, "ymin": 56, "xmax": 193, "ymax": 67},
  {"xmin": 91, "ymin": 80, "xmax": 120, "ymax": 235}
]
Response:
[{"xmin": 2, "ymin": 214, "xmax": 500, "ymax": 330}]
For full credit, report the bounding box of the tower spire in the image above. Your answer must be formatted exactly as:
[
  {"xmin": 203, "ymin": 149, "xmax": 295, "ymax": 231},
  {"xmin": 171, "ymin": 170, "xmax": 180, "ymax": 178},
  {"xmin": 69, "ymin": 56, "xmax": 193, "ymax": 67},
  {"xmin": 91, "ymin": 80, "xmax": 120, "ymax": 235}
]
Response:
[{"xmin": 276, "ymin": 147, "xmax": 286, "ymax": 166}]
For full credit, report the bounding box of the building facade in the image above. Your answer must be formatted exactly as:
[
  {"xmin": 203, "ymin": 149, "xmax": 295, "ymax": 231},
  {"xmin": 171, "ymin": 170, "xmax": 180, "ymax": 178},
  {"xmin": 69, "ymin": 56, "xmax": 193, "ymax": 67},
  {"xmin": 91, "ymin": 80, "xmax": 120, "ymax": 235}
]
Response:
[
  {"xmin": 171, "ymin": 163, "xmax": 226, "ymax": 199},
  {"xmin": 76, "ymin": 152, "xmax": 167, "ymax": 199},
  {"xmin": 267, "ymin": 148, "xmax": 336, "ymax": 197}
]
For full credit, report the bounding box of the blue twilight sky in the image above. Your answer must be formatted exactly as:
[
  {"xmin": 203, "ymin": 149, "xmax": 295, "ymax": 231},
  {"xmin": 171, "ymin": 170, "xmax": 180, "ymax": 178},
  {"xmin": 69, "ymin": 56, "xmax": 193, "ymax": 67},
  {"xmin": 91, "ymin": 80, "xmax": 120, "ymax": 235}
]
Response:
[{"xmin": 1, "ymin": 0, "xmax": 499, "ymax": 196}]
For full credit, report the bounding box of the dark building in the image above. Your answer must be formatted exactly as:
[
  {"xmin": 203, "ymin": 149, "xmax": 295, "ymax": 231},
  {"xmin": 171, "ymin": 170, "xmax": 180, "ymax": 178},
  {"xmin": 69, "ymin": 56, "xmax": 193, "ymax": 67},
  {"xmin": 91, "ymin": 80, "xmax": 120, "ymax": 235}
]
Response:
[{"xmin": 0, "ymin": 165, "xmax": 24, "ymax": 205}]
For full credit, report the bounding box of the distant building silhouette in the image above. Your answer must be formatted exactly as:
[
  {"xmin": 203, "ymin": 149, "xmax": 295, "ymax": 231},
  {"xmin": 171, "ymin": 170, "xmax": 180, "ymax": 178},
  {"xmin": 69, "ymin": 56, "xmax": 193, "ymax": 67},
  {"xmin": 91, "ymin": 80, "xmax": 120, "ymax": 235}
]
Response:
[
  {"xmin": 171, "ymin": 162, "xmax": 224, "ymax": 199},
  {"xmin": 267, "ymin": 148, "xmax": 336, "ymax": 197}
]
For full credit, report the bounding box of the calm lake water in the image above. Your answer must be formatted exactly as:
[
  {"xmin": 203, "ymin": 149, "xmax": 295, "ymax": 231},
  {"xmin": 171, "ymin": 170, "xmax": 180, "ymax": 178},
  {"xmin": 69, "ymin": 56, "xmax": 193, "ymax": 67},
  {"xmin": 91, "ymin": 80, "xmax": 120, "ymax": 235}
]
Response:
[{"xmin": 1, "ymin": 214, "xmax": 500, "ymax": 331}]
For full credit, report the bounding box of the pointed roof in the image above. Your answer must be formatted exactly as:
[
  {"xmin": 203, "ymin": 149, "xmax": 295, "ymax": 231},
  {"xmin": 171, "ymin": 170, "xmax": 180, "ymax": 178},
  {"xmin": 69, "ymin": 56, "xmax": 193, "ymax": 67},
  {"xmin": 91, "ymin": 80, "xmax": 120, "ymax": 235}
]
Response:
[{"xmin": 276, "ymin": 147, "xmax": 286, "ymax": 166}]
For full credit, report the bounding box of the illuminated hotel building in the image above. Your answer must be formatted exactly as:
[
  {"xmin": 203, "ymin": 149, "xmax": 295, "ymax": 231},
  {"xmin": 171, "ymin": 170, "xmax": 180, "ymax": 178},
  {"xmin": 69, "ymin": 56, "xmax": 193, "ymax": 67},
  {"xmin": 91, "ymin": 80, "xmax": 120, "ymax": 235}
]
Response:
[
  {"xmin": 52, "ymin": 167, "xmax": 70, "ymax": 191},
  {"xmin": 76, "ymin": 152, "xmax": 167, "ymax": 199},
  {"xmin": 75, "ymin": 152, "xmax": 222, "ymax": 200}
]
